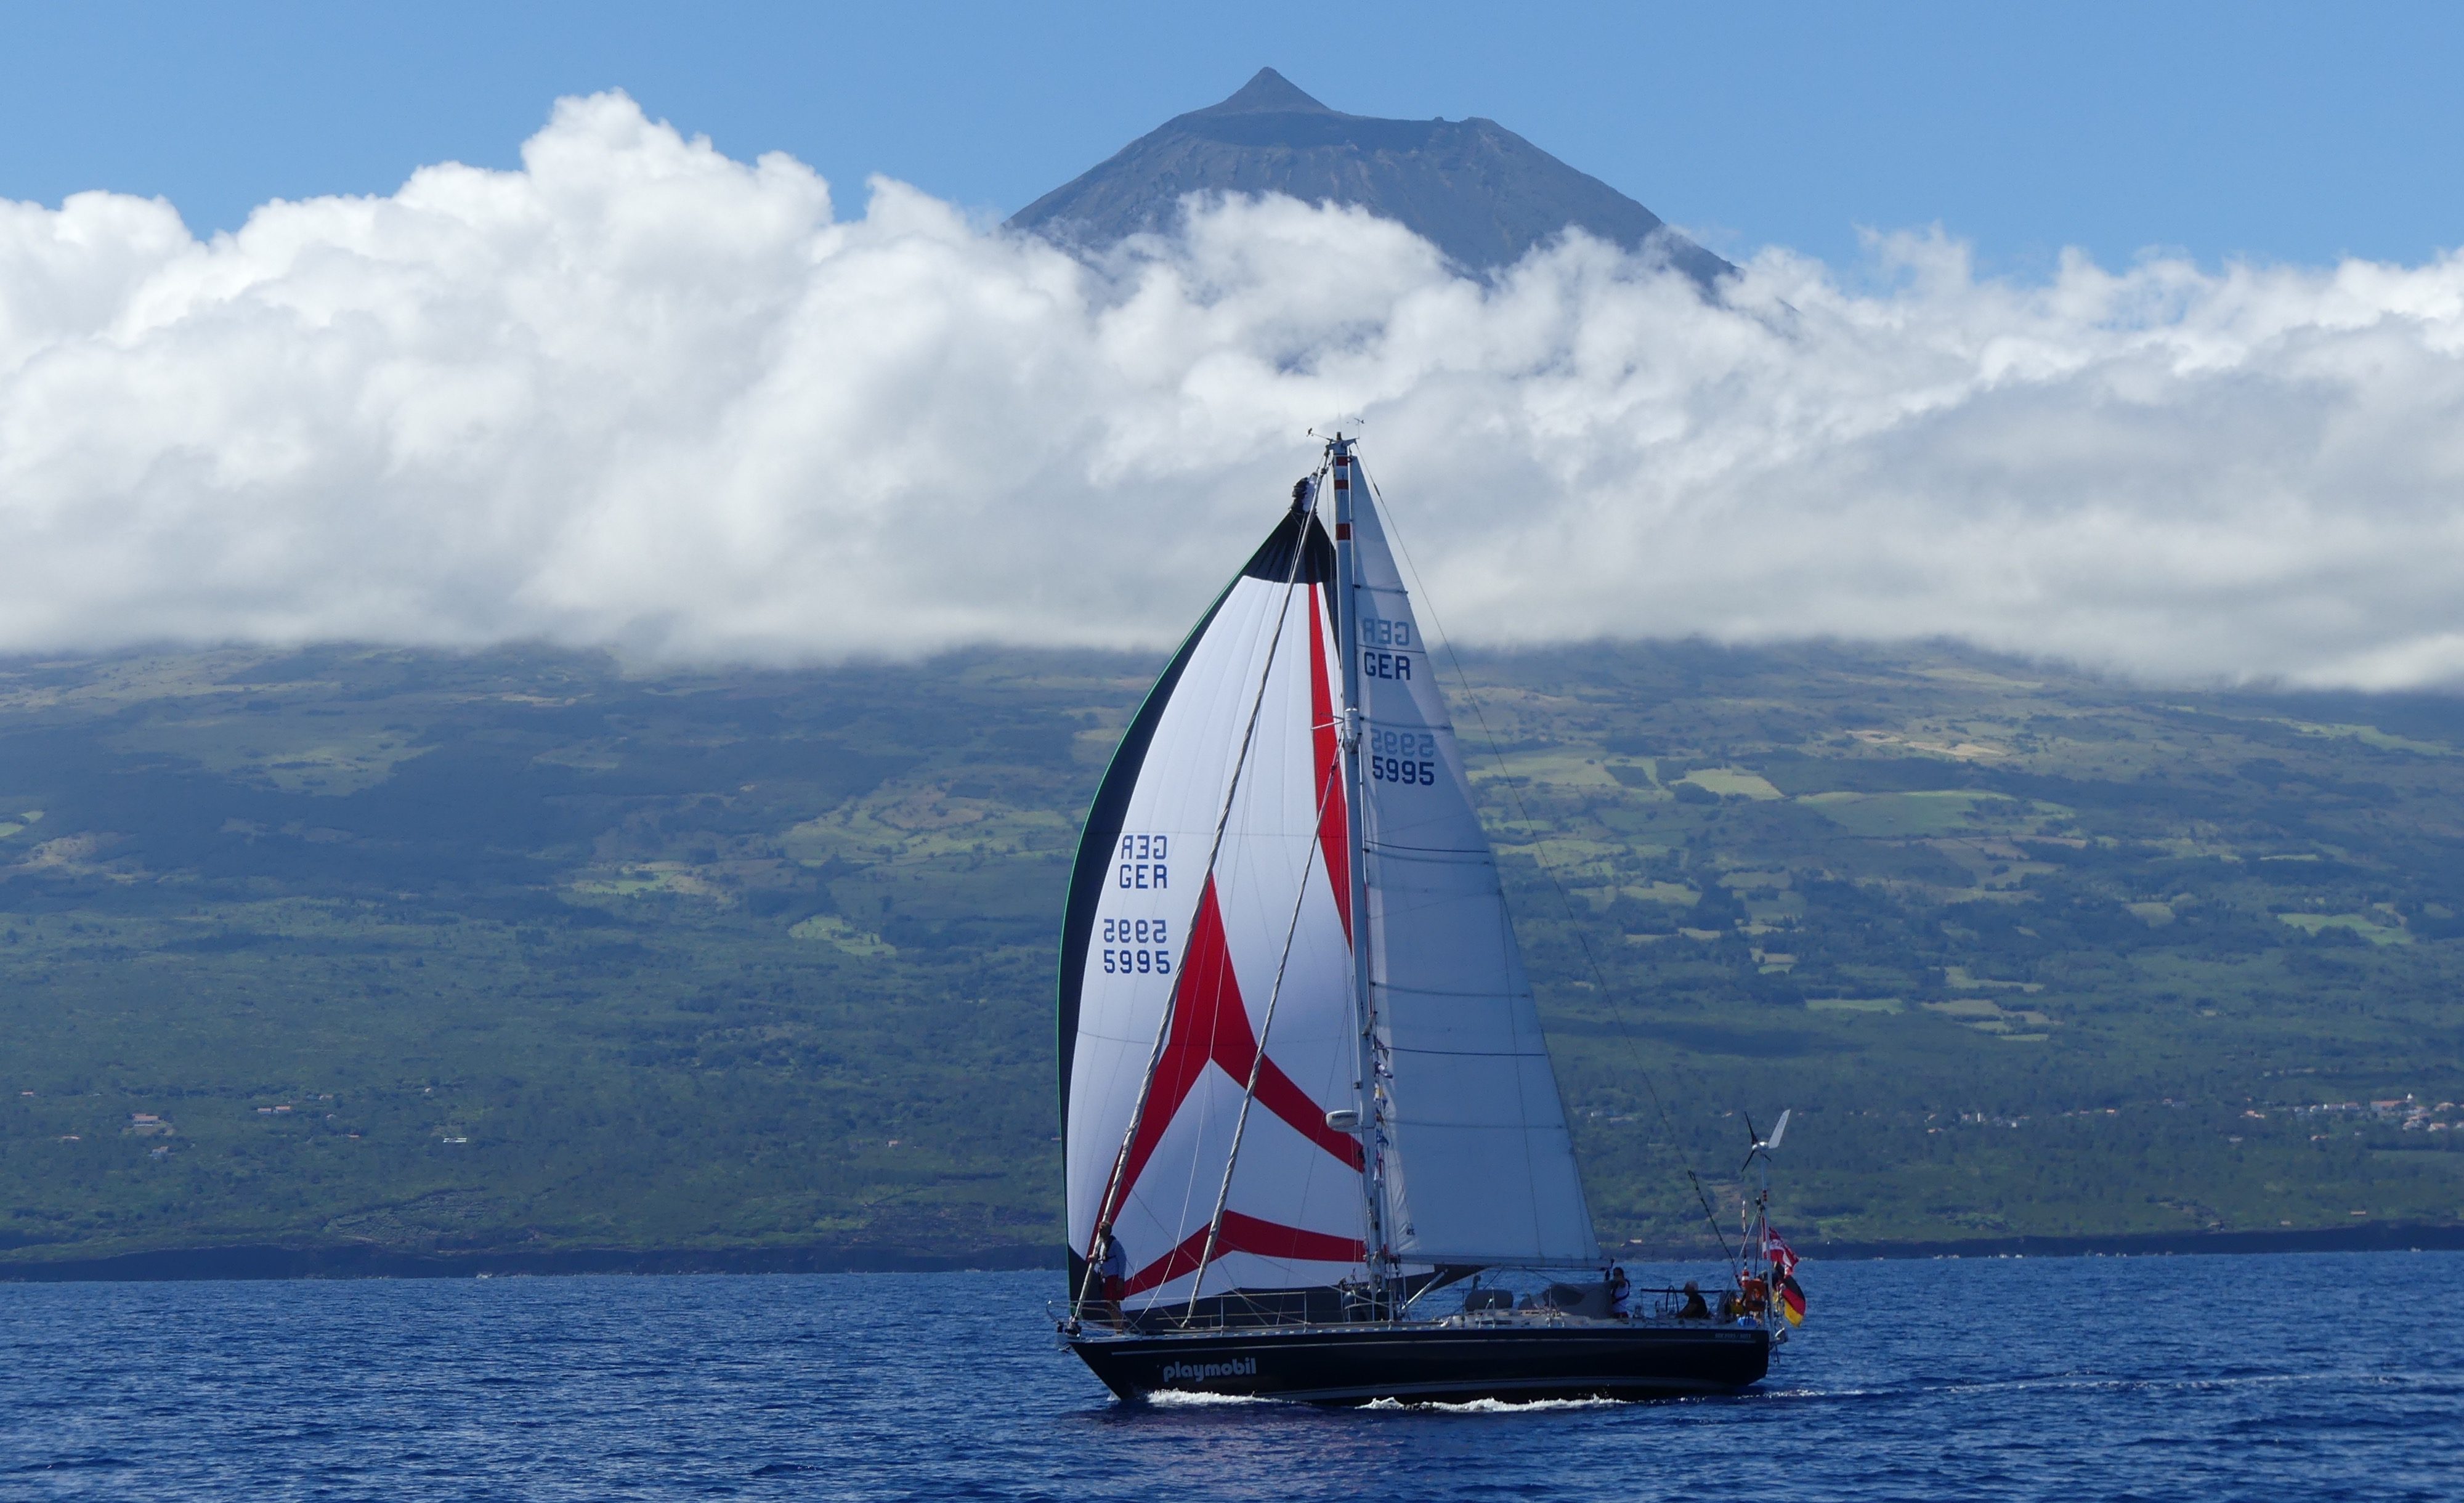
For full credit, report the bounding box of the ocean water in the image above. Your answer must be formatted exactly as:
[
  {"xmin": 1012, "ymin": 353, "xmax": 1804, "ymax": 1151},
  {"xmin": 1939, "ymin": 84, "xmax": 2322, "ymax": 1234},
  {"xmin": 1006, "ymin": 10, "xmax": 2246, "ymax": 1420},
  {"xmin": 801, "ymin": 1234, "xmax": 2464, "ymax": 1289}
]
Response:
[{"xmin": 3, "ymin": 1250, "xmax": 2458, "ymax": 1502}]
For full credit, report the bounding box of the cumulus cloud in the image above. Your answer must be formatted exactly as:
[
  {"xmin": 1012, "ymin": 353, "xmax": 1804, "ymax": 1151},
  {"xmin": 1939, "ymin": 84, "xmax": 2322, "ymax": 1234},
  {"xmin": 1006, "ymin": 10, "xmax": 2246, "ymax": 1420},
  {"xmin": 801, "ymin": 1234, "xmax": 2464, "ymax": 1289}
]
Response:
[{"xmin": 4, "ymin": 91, "xmax": 2463, "ymax": 687}]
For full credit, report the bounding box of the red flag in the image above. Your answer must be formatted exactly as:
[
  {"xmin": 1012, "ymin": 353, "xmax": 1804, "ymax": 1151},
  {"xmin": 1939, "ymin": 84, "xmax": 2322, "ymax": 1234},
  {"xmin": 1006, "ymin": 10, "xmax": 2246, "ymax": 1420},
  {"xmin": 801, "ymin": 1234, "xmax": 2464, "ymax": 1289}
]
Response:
[{"xmin": 1764, "ymin": 1227, "xmax": 1799, "ymax": 1280}]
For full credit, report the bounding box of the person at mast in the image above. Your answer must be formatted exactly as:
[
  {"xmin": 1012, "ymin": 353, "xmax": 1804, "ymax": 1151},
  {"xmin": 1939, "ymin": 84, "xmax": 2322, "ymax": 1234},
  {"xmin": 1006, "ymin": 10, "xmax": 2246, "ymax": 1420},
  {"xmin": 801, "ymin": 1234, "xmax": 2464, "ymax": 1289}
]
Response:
[
  {"xmin": 1091, "ymin": 1224, "xmax": 1127, "ymax": 1321},
  {"xmin": 1608, "ymin": 1266, "xmax": 1632, "ymax": 1320}
]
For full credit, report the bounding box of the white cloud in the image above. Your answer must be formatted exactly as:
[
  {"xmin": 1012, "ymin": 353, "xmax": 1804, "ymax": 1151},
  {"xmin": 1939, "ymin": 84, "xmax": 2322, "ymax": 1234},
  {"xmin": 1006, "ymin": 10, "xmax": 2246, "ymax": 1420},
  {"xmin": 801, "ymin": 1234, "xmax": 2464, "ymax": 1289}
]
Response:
[{"xmin": 4, "ymin": 91, "xmax": 2464, "ymax": 687}]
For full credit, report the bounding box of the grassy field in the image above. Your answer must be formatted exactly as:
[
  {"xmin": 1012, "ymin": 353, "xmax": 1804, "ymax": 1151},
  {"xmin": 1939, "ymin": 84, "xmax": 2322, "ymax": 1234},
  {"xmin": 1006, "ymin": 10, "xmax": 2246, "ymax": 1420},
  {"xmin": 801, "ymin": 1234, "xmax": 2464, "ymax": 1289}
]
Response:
[{"xmin": 1, "ymin": 639, "xmax": 2459, "ymax": 1270}]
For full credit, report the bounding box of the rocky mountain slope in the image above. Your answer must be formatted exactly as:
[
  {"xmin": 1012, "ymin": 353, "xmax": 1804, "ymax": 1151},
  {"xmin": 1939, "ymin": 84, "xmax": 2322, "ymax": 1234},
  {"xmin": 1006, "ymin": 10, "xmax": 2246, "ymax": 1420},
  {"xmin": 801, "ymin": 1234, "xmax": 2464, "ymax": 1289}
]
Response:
[{"xmin": 1010, "ymin": 68, "xmax": 1730, "ymax": 283}]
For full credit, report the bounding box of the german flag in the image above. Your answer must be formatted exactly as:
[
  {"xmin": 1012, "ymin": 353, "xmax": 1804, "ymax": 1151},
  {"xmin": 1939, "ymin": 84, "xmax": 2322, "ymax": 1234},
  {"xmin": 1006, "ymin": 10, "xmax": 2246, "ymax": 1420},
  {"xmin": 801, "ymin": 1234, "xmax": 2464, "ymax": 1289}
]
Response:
[{"xmin": 1765, "ymin": 1227, "xmax": 1808, "ymax": 1326}]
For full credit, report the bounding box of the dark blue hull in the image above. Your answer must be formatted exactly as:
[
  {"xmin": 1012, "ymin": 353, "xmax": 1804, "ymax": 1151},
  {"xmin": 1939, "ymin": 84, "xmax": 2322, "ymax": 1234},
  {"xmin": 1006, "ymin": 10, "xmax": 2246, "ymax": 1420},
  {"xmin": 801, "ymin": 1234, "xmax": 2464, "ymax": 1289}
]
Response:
[{"xmin": 1067, "ymin": 1319, "xmax": 1771, "ymax": 1406}]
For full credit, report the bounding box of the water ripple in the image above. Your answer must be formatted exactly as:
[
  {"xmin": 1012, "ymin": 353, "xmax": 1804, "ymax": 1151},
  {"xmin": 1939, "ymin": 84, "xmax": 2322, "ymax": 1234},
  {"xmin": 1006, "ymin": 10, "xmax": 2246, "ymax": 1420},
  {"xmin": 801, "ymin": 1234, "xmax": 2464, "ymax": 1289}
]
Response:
[{"xmin": 1, "ymin": 1251, "xmax": 2458, "ymax": 1501}]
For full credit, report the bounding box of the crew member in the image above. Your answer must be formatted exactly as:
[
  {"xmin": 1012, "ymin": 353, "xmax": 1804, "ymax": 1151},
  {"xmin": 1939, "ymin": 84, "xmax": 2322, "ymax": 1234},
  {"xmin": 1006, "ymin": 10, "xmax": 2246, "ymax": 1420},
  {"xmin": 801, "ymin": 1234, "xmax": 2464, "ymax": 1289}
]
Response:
[
  {"xmin": 1092, "ymin": 1225, "xmax": 1127, "ymax": 1322},
  {"xmin": 1679, "ymin": 1279, "xmax": 1709, "ymax": 1319},
  {"xmin": 1738, "ymin": 1271, "xmax": 1770, "ymax": 1319},
  {"xmin": 1608, "ymin": 1265, "xmax": 1632, "ymax": 1319}
]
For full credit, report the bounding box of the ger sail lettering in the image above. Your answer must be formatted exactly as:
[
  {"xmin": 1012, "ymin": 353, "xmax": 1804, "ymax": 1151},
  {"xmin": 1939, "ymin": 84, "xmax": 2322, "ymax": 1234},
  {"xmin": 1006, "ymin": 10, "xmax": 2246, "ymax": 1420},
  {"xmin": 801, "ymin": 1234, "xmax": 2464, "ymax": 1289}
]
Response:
[{"xmin": 1116, "ymin": 832, "xmax": 1168, "ymax": 889}]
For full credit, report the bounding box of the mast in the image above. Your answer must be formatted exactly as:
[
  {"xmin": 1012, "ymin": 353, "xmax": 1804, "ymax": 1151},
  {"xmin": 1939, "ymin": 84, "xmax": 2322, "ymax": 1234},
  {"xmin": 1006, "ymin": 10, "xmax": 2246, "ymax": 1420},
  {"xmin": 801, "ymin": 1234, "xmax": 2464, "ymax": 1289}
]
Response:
[{"xmin": 1328, "ymin": 434, "xmax": 1389, "ymax": 1298}]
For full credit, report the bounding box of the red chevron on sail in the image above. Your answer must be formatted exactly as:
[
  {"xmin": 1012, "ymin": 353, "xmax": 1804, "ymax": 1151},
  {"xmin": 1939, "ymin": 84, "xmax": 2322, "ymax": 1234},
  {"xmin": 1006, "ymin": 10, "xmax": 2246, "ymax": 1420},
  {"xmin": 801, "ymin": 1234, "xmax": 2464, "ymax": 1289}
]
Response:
[
  {"xmin": 1116, "ymin": 1210, "xmax": 1369, "ymax": 1299},
  {"xmin": 1114, "ymin": 877, "xmax": 1364, "ymax": 1204}
]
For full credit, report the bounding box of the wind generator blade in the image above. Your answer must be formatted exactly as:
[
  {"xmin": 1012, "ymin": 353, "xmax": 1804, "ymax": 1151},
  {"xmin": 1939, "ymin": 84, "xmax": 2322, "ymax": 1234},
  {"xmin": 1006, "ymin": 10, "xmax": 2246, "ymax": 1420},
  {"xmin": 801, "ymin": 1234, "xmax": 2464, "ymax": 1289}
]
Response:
[{"xmin": 1767, "ymin": 1109, "xmax": 1790, "ymax": 1153}]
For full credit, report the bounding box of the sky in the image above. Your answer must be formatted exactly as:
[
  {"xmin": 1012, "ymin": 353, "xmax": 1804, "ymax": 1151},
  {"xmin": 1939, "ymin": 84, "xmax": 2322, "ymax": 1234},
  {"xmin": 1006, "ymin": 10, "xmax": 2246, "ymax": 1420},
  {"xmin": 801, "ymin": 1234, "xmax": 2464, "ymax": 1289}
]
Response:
[
  {"xmin": 2, "ymin": 4, "xmax": 2463, "ymax": 687},
  {"xmin": 6, "ymin": 1, "xmax": 2460, "ymax": 272}
]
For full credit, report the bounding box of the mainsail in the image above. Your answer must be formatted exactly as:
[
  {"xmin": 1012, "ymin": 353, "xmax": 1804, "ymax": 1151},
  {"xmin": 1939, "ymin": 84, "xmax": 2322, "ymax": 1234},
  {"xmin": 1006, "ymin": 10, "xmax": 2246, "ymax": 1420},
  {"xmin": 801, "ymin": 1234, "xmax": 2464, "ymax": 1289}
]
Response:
[
  {"xmin": 1341, "ymin": 464, "xmax": 1600, "ymax": 1268},
  {"xmin": 1059, "ymin": 445, "xmax": 1597, "ymax": 1316}
]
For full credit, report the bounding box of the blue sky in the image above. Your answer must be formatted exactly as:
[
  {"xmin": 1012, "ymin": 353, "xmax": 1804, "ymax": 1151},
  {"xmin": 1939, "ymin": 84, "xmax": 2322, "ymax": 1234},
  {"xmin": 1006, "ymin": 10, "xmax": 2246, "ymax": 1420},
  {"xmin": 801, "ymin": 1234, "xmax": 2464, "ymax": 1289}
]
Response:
[{"xmin": 4, "ymin": 0, "xmax": 2458, "ymax": 273}]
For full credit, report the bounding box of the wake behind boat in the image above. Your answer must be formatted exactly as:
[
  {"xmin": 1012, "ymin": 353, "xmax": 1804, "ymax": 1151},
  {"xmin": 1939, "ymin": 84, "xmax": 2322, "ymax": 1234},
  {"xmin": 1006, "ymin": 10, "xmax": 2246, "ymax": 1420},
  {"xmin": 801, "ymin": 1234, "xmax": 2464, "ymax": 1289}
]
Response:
[{"xmin": 1053, "ymin": 436, "xmax": 1801, "ymax": 1405}]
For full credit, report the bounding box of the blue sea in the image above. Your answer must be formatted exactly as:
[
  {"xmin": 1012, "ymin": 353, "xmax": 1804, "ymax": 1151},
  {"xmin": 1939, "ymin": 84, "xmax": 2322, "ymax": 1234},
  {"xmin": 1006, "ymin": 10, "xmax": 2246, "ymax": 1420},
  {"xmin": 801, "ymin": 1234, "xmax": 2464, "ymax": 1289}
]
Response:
[{"xmin": 4, "ymin": 1250, "xmax": 2458, "ymax": 1501}]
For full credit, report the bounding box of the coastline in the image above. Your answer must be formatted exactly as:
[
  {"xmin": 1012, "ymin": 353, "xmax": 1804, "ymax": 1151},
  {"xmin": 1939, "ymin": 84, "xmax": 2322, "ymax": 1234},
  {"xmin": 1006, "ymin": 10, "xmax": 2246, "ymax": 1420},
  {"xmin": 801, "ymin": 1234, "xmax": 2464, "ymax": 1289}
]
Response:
[
  {"xmin": 0, "ymin": 1241, "xmax": 1054, "ymax": 1282},
  {"xmin": 1797, "ymin": 1221, "xmax": 2464, "ymax": 1261},
  {"xmin": 2, "ymin": 1221, "xmax": 2458, "ymax": 1281}
]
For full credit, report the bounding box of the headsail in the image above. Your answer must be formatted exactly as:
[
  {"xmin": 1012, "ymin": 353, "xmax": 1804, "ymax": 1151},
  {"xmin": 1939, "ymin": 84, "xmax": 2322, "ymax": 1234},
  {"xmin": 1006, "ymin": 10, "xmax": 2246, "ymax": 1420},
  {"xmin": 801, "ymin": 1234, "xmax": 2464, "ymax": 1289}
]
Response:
[
  {"xmin": 1339, "ymin": 453, "xmax": 1601, "ymax": 1268},
  {"xmin": 1059, "ymin": 501, "xmax": 1368, "ymax": 1312}
]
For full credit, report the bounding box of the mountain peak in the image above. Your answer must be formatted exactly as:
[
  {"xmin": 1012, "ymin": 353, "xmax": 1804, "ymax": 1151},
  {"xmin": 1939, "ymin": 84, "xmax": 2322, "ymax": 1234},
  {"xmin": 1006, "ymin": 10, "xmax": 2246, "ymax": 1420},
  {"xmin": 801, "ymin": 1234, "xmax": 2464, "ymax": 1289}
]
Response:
[
  {"xmin": 1010, "ymin": 72, "xmax": 1729, "ymax": 285},
  {"xmin": 1195, "ymin": 67, "xmax": 1335, "ymax": 117}
]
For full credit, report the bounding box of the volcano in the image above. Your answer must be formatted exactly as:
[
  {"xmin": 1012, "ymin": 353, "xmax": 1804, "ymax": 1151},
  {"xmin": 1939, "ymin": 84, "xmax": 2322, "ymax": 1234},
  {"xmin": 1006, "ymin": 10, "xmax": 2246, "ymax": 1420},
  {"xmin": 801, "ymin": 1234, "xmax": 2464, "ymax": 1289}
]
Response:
[{"xmin": 1010, "ymin": 68, "xmax": 1728, "ymax": 285}]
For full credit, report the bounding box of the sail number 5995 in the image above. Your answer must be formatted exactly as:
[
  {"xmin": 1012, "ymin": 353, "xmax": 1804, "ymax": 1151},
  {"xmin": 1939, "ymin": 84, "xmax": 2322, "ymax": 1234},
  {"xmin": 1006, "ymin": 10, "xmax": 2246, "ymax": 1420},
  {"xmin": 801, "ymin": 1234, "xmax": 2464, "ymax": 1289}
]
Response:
[
  {"xmin": 1369, "ymin": 727, "xmax": 1437, "ymax": 787},
  {"xmin": 1099, "ymin": 916, "xmax": 1172, "ymax": 975}
]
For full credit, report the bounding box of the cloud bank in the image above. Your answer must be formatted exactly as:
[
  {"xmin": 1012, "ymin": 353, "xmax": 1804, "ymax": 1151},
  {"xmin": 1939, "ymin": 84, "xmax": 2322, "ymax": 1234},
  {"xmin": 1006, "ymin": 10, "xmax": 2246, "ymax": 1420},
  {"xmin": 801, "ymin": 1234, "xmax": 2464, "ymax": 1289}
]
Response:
[{"xmin": 4, "ymin": 92, "xmax": 2463, "ymax": 687}]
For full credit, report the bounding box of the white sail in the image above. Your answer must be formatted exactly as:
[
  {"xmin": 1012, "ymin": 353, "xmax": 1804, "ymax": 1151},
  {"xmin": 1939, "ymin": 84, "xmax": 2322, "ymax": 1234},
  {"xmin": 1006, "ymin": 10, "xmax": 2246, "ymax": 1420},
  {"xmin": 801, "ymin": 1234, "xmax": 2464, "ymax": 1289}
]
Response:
[
  {"xmin": 1342, "ymin": 466, "xmax": 1603, "ymax": 1267},
  {"xmin": 1058, "ymin": 506, "xmax": 1371, "ymax": 1311}
]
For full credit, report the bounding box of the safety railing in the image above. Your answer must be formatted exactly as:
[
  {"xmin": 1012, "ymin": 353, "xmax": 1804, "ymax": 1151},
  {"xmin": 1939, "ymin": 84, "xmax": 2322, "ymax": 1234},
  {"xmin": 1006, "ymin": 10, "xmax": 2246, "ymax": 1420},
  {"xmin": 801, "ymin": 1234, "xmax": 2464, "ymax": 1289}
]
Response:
[{"xmin": 1048, "ymin": 1284, "xmax": 1771, "ymax": 1338}]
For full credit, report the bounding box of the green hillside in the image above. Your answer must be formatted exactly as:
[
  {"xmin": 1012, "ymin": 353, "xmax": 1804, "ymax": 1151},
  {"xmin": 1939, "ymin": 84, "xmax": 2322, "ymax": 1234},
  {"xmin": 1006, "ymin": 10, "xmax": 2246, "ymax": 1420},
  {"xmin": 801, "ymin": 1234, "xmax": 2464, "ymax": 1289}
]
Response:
[{"xmin": 2, "ymin": 641, "xmax": 2459, "ymax": 1271}]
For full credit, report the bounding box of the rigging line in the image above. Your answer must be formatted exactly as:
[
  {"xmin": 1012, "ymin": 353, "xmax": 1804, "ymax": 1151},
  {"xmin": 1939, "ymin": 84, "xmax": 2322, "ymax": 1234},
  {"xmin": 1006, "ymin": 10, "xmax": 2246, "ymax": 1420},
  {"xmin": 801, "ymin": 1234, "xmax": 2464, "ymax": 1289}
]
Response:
[
  {"xmin": 1076, "ymin": 463, "xmax": 1329, "ymax": 1317},
  {"xmin": 1185, "ymin": 745, "xmax": 1343, "ymax": 1323},
  {"xmin": 1356, "ymin": 460, "xmax": 1739, "ymax": 1276}
]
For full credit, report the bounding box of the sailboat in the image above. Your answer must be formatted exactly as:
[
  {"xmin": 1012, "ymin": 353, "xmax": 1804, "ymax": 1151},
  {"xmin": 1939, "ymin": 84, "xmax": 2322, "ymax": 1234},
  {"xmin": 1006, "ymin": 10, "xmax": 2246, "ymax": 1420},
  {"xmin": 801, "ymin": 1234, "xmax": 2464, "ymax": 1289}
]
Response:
[{"xmin": 1055, "ymin": 436, "xmax": 1785, "ymax": 1405}]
